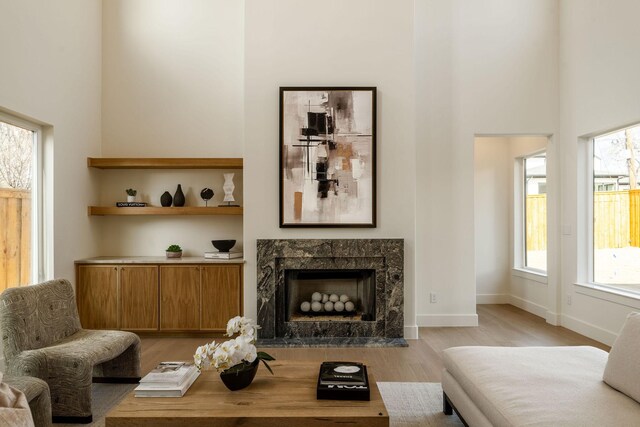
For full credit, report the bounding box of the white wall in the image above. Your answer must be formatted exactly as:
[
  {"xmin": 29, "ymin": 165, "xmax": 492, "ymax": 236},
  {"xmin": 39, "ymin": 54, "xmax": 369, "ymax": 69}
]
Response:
[
  {"xmin": 100, "ymin": 0, "xmax": 245, "ymax": 255},
  {"xmin": 0, "ymin": 0, "xmax": 103, "ymax": 283},
  {"xmin": 474, "ymin": 137, "xmax": 510, "ymax": 302},
  {"xmin": 415, "ymin": 0, "xmax": 559, "ymax": 326},
  {"xmin": 243, "ymin": 0, "xmax": 417, "ymax": 337},
  {"xmin": 558, "ymin": 0, "xmax": 640, "ymax": 345}
]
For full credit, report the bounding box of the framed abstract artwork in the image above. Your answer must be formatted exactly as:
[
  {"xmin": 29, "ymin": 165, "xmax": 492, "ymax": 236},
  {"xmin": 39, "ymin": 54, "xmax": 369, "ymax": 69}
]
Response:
[{"xmin": 279, "ymin": 87, "xmax": 377, "ymax": 228}]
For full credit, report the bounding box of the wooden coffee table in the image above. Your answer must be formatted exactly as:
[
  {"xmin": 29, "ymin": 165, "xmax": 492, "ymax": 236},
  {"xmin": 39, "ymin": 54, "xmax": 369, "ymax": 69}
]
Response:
[{"xmin": 106, "ymin": 360, "xmax": 389, "ymax": 426}]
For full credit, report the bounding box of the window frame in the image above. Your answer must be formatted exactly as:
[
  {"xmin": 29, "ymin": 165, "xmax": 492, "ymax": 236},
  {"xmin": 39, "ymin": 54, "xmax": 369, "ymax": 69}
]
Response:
[
  {"xmin": 515, "ymin": 149, "xmax": 548, "ymax": 275},
  {"xmin": 0, "ymin": 111, "xmax": 45, "ymax": 283},
  {"xmin": 587, "ymin": 126, "xmax": 640, "ymax": 292}
]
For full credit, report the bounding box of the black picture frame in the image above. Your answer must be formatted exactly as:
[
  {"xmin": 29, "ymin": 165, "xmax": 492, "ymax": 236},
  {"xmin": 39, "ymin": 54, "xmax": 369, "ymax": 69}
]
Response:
[{"xmin": 279, "ymin": 86, "xmax": 377, "ymax": 228}]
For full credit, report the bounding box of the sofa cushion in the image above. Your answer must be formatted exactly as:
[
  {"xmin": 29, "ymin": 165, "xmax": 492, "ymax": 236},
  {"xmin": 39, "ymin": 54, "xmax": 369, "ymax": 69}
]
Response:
[
  {"xmin": 443, "ymin": 346, "xmax": 640, "ymax": 427},
  {"xmin": 40, "ymin": 329, "xmax": 139, "ymax": 367},
  {"xmin": 603, "ymin": 312, "xmax": 640, "ymax": 403}
]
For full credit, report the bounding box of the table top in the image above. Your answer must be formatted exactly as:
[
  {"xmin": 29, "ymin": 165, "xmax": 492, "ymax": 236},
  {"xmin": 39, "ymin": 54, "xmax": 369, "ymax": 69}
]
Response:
[{"xmin": 106, "ymin": 360, "xmax": 389, "ymax": 427}]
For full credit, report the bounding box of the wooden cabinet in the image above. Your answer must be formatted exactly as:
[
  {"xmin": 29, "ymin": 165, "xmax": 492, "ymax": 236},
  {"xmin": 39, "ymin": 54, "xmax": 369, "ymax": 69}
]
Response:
[
  {"xmin": 76, "ymin": 265, "xmax": 119, "ymax": 329},
  {"xmin": 201, "ymin": 265, "xmax": 242, "ymax": 330},
  {"xmin": 75, "ymin": 260, "xmax": 242, "ymax": 334},
  {"xmin": 160, "ymin": 266, "xmax": 201, "ymax": 331},
  {"xmin": 120, "ymin": 266, "xmax": 159, "ymax": 330}
]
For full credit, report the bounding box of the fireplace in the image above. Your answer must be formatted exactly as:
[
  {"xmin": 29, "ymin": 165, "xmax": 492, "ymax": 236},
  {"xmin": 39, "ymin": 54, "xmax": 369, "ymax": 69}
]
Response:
[
  {"xmin": 285, "ymin": 269, "xmax": 376, "ymax": 322},
  {"xmin": 257, "ymin": 239, "xmax": 406, "ymax": 347}
]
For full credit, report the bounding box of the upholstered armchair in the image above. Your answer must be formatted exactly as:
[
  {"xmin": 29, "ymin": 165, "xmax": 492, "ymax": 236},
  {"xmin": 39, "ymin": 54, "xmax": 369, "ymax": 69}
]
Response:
[{"xmin": 0, "ymin": 279, "xmax": 141, "ymax": 423}]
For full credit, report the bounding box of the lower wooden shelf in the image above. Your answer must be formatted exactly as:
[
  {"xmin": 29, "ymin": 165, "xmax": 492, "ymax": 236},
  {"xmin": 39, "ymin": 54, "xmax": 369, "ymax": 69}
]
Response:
[{"xmin": 88, "ymin": 206, "xmax": 242, "ymax": 216}]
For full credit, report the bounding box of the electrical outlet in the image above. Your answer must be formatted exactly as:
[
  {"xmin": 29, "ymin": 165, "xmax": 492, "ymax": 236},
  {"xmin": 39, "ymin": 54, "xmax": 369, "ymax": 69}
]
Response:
[
  {"xmin": 430, "ymin": 292, "xmax": 437, "ymax": 303},
  {"xmin": 566, "ymin": 295, "xmax": 572, "ymax": 305}
]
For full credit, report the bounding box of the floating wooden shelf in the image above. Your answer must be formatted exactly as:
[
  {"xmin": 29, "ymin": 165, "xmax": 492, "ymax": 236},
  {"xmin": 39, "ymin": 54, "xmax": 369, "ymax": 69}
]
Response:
[
  {"xmin": 88, "ymin": 206, "xmax": 243, "ymax": 216},
  {"xmin": 87, "ymin": 158, "xmax": 243, "ymax": 169}
]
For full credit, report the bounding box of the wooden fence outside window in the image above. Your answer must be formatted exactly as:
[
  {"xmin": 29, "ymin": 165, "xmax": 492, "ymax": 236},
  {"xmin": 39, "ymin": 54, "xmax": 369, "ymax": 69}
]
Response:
[
  {"xmin": 0, "ymin": 188, "xmax": 31, "ymax": 292},
  {"xmin": 526, "ymin": 190, "xmax": 640, "ymax": 251}
]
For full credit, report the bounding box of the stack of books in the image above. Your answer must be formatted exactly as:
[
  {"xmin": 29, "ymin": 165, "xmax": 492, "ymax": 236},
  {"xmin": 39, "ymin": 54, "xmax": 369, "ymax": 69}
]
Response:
[
  {"xmin": 116, "ymin": 202, "xmax": 147, "ymax": 207},
  {"xmin": 135, "ymin": 362, "xmax": 199, "ymax": 397},
  {"xmin": 317, "ymin": 361, "xmax": 370, "ymax": 401},
  {"xmin": 204, "ymin": 251, "xmax": 243, "ymax": 260}
]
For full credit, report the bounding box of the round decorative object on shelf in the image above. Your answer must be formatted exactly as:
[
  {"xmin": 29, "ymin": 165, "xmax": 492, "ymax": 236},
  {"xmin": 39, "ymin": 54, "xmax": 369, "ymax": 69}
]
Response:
[
  {"xmin": 311, "ymin": 301, "xmax": 322, "ymax": 312},
  {"xmin": 300, "ymin": 301, "xmax": 311, "ymax": 312},
  {"xmin": 200, "ymin": 188, "xmax": 214, "ymax": 206},
  {"xmin": 211, "ymin": 240, "xmax": 236, "ymax": 252},
  {"xmin": 160, "ymin": 191, "xmax": 172, "ymax": 207},
  {"xmin": 311, "ymin": 292, "xmax": 322, "ymax": 302},
  {"xmin": 219, "ymin": 359, "xmax": 259, "ymax": 391},
  {"xmin": 173, "ymin": 184, "xmax": 186, "ymax": 207}
]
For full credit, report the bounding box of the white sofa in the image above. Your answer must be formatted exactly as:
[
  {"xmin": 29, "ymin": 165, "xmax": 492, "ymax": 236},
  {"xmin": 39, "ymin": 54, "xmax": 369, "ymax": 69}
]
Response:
[{"xmin": 442, "ymin": 314, "xmax": 640, "ymax": 426}]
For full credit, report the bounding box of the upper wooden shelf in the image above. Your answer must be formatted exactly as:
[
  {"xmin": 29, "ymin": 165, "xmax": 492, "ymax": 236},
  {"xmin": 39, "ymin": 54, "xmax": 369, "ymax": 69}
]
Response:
[
  {"xmin": 87, "ymin": 158, "xmax": 243, "ymax": 169},
  {"xmin": 88, "ymin": 206, "xmax": 243, "ymax": 216}
]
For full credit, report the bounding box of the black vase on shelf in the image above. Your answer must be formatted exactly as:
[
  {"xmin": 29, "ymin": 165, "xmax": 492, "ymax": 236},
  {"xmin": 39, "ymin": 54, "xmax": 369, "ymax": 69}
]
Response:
[
  {"xmin": 173, "ymin": 184, "xmax": 185, "ymax": 207},
  {"xmin": 160, "ymin": 191, "xmax": 173, "ymax": 207}
]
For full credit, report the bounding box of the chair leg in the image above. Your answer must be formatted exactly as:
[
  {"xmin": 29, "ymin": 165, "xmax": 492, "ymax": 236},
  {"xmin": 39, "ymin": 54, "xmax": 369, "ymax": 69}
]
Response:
[
  {"xmin": 52, "ymin": 415, "xmax": 92, "ymax": 424},
  {"xmin": 443, "ymin": 391, "xmax": 454, "ymax": 415},
  {"xmin": 92, "ymin": 376, "xmax": 140, "ymax": 384},
  {"xmin": 92, "ymin": 341, "xmax": 141, "ymax": 380}
]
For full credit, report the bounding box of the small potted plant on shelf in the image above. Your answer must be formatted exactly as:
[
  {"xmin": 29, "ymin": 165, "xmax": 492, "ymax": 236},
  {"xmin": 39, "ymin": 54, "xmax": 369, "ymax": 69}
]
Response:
[
  {"xmin": 166, "ymin": 244, "xmax": 183, "ymax": 259},
  {"xmin": 126, "ymin": 188, "xmax": 137, "ymax": 203}
]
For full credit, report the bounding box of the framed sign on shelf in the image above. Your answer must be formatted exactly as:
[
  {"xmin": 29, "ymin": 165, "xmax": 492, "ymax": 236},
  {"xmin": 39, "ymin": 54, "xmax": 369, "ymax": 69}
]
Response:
[{"xmin": 279, "ymin": 86, "xmax": 377, "ymax": 228}]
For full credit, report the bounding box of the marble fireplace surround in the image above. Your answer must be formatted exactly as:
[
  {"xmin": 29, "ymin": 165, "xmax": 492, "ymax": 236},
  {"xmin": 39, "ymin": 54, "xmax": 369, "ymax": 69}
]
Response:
[{"xmin": 256, "ymin": 239, "xmax": 406, "ymax": 347}]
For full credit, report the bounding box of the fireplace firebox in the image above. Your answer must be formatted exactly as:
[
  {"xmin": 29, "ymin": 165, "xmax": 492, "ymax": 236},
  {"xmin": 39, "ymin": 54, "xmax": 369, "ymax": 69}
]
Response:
[
  {"xmin": 285, "ymin": 269, "xmax": 376, "ymax": 322},
  {"xmin": 257, "ymin": 239, "xmax": 406, "ymax": 347}
]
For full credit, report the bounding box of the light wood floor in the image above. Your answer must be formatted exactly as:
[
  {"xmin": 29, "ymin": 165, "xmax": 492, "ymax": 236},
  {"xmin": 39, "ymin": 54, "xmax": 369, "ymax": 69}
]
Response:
[{"xmin": 140, "ymin": 304, "xmax": 609, "ymax": 382}]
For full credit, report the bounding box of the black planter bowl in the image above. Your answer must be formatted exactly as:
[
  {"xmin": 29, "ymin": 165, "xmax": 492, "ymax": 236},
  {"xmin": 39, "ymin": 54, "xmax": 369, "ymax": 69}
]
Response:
[
  {"xmin": 220, "ymin": 359, "xmax": 259, "ymax": 391},
  {"xmin": 211, "ymin": 239, "xmax": 236, "ymax": 252}
]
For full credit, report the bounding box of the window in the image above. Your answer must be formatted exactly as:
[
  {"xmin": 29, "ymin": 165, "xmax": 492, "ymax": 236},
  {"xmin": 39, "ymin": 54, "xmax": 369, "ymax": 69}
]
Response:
[
  {"xmin": 591, "ymin": 124, "xmax": 640, "ymax": 293},
  {"xmin": 522, "ymin": 152, "xmax": 547, "ymax": 272},
  {"xmin": 0, "ymin": 113, "xmax": 43, "ymax": 290}
]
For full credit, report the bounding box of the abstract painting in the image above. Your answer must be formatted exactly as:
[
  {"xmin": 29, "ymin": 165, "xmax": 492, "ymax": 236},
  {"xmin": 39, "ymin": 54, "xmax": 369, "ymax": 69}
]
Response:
[{"xmin": 279, "ymin": 87, "xmax": 376, "ymax": 227}]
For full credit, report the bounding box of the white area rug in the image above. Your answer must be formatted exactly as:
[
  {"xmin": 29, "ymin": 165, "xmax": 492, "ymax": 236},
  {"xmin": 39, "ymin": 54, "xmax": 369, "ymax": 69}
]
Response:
[
  {"xmin": 55, "ymin": 381, "xmax": 463, "ymax": 426},
  {"xmin": 379, "ymin": 382, "xmax": 464, "ymax": 427}
]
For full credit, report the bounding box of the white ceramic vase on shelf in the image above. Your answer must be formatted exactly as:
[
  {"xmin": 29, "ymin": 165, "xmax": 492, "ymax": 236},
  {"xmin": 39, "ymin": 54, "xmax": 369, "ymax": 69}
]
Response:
[{"xmin": 220, "ymin": 173, "xmax": 239, "ymax": 207}]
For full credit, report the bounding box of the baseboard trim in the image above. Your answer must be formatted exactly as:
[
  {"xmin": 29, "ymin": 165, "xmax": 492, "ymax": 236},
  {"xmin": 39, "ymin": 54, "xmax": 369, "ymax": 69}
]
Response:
[
  {"xmin": 508, "ymin": 295, "xmax": 547, "ymax": 318},
  {"xmin": 416, "ymin": 314, "xmax": 479, "ymax": 327},
  {"xmin": 404, "ymin": 325, "xmax": 419, "ymax": 339},
  {"xmin": 545, "ymin": 311, "xmax": 560, "ymax": 325},
  {"xmin": 476, "ymin": 294, "xmax": 510, "ymax": 304},
  {"xmin": 560, "ymin": 314, "xmax": 617, "ymax": 346}
]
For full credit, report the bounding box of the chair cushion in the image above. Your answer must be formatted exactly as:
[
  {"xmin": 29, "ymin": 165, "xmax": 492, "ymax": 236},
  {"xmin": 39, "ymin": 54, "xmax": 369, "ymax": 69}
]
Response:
[
  {"xmin": 39, "ymin": 329, "xmax": 139, "ymax": 367},
  {"xmin": 443, "ymin": 346, "xmax": 640, "ymax": 426},
  {"xmin": 603, "ymin": 312, "xmax": 640, "ymax": 403}
]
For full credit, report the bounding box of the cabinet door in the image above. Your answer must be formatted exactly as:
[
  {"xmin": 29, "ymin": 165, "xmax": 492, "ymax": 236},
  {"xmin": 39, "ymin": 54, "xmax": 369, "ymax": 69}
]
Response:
[
  {"xmin": 160, "ymin": 266, "xmax": 200, "ymax": 330},
  {"xmin": 120, "ymin": 266, "xmax": 159, "ymax": 331},
  {"xmin": 76, "ymin": 265, "xmax": 119, "ymax": 329},
  {"xmin": 201, "ymin": 265, "xmax": 242, "ymax": 330}
]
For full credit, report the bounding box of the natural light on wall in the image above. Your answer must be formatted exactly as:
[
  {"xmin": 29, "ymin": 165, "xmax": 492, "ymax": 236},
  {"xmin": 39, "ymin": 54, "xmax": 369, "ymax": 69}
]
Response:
[
  {"xmin": 524, "ymin": 152, "xmax": 547, "ymax": 272},
  {"xmin": 592, "ymin": 125, "xmax": 640, "ymax": 292}
]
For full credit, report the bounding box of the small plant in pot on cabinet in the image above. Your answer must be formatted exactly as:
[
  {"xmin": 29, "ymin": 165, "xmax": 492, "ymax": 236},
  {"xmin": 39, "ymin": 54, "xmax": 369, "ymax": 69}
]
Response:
[{"xmin": 166, "ymin": 244, "xmax": 183, "ymax": 259}]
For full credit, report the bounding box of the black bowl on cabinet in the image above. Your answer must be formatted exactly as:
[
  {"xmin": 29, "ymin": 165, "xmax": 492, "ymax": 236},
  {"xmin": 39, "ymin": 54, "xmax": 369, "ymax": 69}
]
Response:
[{"xmin": 211, "ymin": 240, "xmax": 236, "ymax": 252}]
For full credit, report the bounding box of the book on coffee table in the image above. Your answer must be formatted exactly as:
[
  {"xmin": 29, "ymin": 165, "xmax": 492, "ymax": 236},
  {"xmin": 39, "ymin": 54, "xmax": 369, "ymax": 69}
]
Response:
[
  {"xmin": 317, "ymin": 361, "xmax": 370, "ymax": 401},
  {"xmin": 140, "ymin": 362, "xmax": 196, "ymax": 386},
  {"xmin": 135, "ymin": 369, "xmax": 200, "ymax": 397}
]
